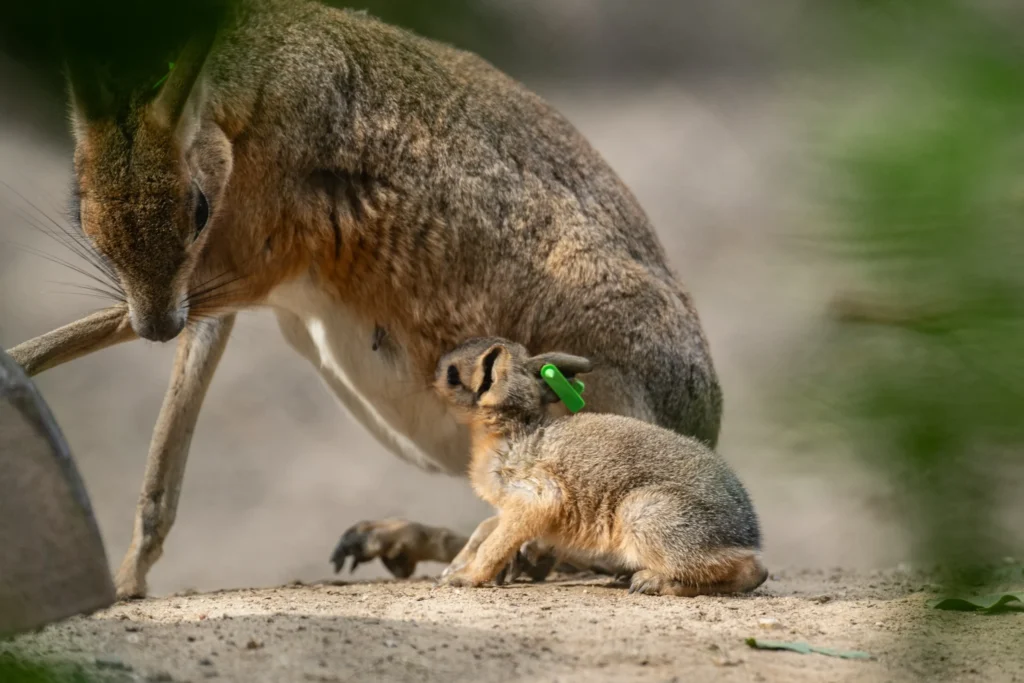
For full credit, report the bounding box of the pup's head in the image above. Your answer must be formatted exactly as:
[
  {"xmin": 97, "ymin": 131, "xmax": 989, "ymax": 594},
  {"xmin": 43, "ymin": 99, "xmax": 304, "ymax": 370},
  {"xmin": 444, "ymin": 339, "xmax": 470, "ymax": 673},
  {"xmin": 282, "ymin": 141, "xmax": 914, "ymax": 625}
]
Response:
[{"xmin": 434, "ymin": 338, "xmax": 593, "ymax": 426}]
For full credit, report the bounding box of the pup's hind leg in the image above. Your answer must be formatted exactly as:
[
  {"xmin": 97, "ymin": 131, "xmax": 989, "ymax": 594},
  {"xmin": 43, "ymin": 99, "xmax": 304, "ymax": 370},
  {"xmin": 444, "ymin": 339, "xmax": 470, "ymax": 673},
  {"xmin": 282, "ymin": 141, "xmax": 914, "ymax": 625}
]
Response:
[
  {"xmin": 619, "ymin": 489, "xmax": 767, "ymax": 597},
  {"xmin": 628, "ymin": 551, "xmax": 768, "ymax": 597}
]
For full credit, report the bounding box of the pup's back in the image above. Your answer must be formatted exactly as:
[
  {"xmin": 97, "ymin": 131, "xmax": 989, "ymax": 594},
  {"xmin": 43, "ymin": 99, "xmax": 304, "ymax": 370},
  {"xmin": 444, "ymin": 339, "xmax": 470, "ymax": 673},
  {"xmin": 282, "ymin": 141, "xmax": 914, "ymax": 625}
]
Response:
[{"xmin": 533, "ymin": 413, "xmax": 762, "ymax": 552}]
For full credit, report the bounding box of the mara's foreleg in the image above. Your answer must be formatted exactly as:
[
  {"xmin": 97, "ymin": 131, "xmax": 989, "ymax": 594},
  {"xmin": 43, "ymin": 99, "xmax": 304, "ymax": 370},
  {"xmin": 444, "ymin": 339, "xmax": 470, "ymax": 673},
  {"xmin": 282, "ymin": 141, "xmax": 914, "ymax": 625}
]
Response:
[
  {"xmin": 7, "ymin": 305, "xmax": 135, "ymax": 376},
  {"xmin": 114, "ymin": 315, "xmax": 235, "ymax": 599}
]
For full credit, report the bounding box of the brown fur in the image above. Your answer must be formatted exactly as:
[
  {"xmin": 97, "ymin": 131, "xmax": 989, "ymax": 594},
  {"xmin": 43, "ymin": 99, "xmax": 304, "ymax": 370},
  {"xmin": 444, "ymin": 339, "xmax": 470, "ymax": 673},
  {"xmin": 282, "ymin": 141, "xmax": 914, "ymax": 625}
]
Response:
[
  {"xmin": 9, "ymin": 0, "xmax": 724, "ymax": 596},
  {"xmin": 8, "ymin": 306, "xmax": 133, "ymax": 376},
  {"xmin": 433, "ymin": 339, "xmax": 767, "ymax": 596},
  {"xmin": 70, "ymin": 0, "xmax": 720, "ymax": 438}
]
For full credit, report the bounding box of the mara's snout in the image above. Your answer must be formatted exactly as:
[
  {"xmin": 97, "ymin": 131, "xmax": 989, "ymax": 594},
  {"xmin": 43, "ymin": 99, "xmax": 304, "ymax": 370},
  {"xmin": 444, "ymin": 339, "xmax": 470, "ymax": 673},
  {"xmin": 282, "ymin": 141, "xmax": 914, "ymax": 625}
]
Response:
[{"xmin": 130, "ymin": 306, "xmax": 188, "ymax": 343}]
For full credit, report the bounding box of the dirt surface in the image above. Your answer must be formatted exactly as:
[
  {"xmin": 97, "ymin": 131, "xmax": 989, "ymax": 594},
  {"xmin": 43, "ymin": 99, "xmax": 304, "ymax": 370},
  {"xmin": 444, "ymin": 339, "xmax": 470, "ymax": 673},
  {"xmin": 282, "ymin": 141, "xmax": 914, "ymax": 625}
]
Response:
[{"xmin": 5, "ymin": 568, "xmax": 1022, "ymax": 683}]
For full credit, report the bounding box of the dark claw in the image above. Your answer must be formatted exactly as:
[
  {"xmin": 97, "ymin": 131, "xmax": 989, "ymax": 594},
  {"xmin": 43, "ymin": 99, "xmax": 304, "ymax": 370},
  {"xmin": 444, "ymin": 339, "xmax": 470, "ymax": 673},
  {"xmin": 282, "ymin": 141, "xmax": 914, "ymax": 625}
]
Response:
[
  {"xmin": 525, "ymin": 552, "xmax": 556, "ymax": 582},
  {"xmin": 508, "ymin": 547, "xmax": 557, "ymax": 584},
  {"xmin": 495, "ymin": 565, "xmax": 509, "ymax": 586}
]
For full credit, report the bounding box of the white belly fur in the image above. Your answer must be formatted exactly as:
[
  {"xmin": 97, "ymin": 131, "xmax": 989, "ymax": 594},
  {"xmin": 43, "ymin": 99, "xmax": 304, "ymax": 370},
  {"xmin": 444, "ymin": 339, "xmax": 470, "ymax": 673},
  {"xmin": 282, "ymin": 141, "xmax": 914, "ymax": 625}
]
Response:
[{"xmin": 267, "ymin": 275, "xmax": 469, "ymax": 475}]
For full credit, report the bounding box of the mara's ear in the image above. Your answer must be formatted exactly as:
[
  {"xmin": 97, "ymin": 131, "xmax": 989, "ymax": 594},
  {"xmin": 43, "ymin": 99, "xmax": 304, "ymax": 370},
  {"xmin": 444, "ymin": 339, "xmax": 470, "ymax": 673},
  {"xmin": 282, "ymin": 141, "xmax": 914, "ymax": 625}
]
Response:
[
  {"xmin": 526, "ymin": 352, "xmax": 593, "ymax": 378},
  {"xmin": 473, "ymin": 344, "xmax": 512, "ymax": 399},
  {"xmin": 150, "ymin": 31, "xmax": 216, "ymax": 129},
  {"xmin": 64, "ymin": 62, "xmax": 115, "ymax": 123}
]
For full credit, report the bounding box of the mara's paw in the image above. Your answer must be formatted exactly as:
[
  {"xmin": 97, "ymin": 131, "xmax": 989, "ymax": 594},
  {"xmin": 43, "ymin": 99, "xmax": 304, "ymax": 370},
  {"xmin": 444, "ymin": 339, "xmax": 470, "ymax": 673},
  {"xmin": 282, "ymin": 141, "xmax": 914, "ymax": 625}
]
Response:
[
  {"xmin": 331, "ymin": 519, "xmax": 435, "ymax": 579},
  {"xmin": 113, "ymin": 559, "xmax": 148, "ymax": 601},
  {"xmin": 628, "ymin": 570, "xmax": 699, "ymax": 597}
]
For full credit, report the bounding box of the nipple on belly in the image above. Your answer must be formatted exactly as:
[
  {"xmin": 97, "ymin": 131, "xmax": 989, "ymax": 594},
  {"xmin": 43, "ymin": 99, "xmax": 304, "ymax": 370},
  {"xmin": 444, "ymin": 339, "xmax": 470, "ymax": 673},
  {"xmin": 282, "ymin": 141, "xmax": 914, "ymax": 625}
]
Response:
[{"xmin": 371, "ymin": 325, "xmax": 387, "ymax": 351}]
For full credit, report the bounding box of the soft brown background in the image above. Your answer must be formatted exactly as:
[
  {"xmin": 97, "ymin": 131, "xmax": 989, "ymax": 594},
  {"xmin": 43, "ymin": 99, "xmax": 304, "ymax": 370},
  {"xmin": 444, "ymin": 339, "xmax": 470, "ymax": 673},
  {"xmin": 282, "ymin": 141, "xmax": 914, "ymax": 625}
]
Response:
[{"xmin": 0, "ymin": 2, "xmax": 915, "ymax": 596}]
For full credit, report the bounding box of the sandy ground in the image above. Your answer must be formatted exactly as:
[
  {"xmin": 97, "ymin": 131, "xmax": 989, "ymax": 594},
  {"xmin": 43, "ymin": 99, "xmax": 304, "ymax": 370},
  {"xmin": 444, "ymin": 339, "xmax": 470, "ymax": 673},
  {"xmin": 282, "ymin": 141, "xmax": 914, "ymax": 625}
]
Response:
[{"xmin": 5, "ymin": 568, "xmax": 1023, "ymax": 683}]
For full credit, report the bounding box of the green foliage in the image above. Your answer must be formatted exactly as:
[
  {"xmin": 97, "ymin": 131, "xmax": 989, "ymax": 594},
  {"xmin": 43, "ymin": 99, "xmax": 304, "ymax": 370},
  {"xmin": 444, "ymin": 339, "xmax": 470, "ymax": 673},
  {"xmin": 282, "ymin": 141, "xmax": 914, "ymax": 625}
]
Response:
[
  {"xmin": 745, "ymin": 639, "xmax": 873, "ymax": 660},
  {"xmin": 796, "ymin": 0, "xmax": 1024, "ymax": 585},
  {"xmin": 929, "ymin": 592, "xmax": 1024, "ymax": 613},
  {"xmin": 0, "ymin": 654, "xmax": 94, "ymax": 683}
]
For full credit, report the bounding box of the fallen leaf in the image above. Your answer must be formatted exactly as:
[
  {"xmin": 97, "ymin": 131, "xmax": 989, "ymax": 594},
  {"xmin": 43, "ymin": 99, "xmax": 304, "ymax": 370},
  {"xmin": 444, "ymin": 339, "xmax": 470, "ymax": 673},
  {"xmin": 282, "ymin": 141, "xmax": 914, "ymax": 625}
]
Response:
[
  {"xmin": 928, "ymin": 593, "xmax": 1024, "ymax": 613},
  {"xmin": 745, "ymin": 638, "xmax": 872, "ymax": 660}
]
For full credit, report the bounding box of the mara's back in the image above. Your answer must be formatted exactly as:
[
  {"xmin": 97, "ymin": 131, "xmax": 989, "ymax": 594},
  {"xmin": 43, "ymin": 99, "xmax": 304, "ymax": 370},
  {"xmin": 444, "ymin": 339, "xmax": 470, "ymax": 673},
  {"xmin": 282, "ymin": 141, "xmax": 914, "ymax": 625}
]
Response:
[{"xmin": 197, "ymin": 0, "xmax": 723, "ymax": 445}]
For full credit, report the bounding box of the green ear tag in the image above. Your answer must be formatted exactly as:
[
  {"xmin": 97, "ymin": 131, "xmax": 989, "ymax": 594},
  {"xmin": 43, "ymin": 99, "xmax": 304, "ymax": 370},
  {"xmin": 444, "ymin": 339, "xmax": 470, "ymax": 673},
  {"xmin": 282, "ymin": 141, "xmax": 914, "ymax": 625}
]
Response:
[
  {"xmin": 152, "ymin": 62, "xmax": 176, "ymax": 90},
  {"xmin": 540, "ymin": 364, "xmax": 586, "ymax": 413}
]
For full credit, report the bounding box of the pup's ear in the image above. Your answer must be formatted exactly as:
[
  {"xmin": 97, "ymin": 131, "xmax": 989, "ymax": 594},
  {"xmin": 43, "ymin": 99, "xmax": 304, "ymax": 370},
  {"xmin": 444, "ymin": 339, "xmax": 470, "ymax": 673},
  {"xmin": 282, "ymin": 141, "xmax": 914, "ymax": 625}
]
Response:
[
  {"xmin": 526, "ymin": 352, "xmax": 592, "ymax": 405},
  {"xmin": 526, "ymin": 352, "xmax": 593, "ymax": 378},
  {"xmin": 473, "ymin": 344, "xmax": 512, "ymax": 399}
]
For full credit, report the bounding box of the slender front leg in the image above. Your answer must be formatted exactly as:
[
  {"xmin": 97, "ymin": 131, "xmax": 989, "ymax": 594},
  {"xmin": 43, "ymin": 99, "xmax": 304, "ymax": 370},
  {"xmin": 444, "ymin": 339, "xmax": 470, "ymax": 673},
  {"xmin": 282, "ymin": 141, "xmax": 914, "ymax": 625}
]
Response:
[
  {"xmin": 7, "ymin": 306, "xmax": 135, "ymax": 377},
  {"xmin": 439, "ymin": 515, "xmax": 499, "ymax": 579},
  {"xmin": 114, "ymin": 315, "xmax": 235, "ymax": 599},
  {"xmin": 438, "ymin": 513, "xmax": 539, "ymax": 588}
]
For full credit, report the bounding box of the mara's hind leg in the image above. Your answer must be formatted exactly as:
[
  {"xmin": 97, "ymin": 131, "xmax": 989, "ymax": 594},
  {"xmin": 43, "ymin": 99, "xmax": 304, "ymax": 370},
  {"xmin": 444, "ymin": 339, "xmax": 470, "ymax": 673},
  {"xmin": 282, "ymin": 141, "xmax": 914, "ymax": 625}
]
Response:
[
  {"xmin": 628, "ymin": 550, "xmax": 768, "ymax": 597},
  {"xmin": 331, "ymin": 517, "xmax": 556, "ymax": 583},
  {"xmin": 331, "ymin": 519, "xmax": 470, "ymax": 578},
  {"xmin": 275, "ymin": 310, "xmax": 474, "ymax": 579}
]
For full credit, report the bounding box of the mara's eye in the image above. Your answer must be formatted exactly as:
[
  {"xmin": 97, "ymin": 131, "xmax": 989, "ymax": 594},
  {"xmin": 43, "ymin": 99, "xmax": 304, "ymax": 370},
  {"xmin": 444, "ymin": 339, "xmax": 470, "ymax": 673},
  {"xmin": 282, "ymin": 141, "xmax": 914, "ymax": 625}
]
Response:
[
  {"xmin": 193, "ymin": 184, "xmax": 210, "ymax": 237},
  {"xmin": 447, "ymin": 364, "xmax": 461, "ymax": 387}
]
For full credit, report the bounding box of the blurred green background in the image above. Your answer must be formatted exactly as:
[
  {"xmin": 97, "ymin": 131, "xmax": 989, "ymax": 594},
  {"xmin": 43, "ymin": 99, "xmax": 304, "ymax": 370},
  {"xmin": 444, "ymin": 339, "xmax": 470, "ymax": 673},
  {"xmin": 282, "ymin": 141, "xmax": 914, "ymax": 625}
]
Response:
[{"xmin": 790, "ymin": 0, "xmax": 1024, "ymax": 588}]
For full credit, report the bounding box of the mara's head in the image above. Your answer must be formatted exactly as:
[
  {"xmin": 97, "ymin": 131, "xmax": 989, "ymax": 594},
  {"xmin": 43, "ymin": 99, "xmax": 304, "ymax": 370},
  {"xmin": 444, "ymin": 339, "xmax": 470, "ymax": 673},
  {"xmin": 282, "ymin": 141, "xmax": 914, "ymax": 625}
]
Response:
[
  {"xmin": 434, "ymin": 338, "xmax": 593, "ymax": 425},
  {"xmin": 68, "ymin": 34, "xmax": 233, "ymax": 342}
]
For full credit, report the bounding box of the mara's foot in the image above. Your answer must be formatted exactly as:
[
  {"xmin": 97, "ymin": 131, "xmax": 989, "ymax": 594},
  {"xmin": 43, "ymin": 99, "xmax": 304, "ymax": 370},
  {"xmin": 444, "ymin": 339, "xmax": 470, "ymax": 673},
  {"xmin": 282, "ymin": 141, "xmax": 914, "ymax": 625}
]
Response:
[{"xmin": 331, "ymin": 519, "xmax": 467, "ymax": 578}]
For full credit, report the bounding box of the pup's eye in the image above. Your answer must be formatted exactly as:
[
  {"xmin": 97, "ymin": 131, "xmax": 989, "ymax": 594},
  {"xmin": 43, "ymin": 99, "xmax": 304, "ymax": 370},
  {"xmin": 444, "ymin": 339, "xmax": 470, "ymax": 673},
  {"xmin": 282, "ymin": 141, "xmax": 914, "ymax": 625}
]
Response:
[
  {"xmin": 193, "ymin": 184, "xmax": 210, "ymax": 237},
  {"xmin": 447, "ymin": 365, "xmax": 461, "ymax": 387}
]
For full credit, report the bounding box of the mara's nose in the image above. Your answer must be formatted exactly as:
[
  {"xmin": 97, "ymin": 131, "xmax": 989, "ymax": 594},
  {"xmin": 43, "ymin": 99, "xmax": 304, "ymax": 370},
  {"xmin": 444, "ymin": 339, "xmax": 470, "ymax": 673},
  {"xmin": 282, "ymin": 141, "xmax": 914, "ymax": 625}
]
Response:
[{"xmin": 132, "ymin": 309, "xmax": 187, "ymax": 343}]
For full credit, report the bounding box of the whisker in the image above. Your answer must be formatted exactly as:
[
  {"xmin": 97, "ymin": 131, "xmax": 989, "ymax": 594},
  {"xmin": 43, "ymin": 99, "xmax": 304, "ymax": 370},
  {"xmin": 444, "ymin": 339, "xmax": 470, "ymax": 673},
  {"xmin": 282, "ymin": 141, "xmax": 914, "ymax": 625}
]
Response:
[
  {"xmin": 187, "ymin": 275, "xmax": 246, "ymax": 304},
  {"xmin": 49, "ymin": 280, "xmax": 124, "ymax": 302},
  {"xmin": 1, "ymin": 181, "xmax": 124, "ymax": 295},
  {"xmin": 188, "ymin": 286, "xmax": 245, "ymax": 309},
  {"xmin": 190, "ymin": 267, "xmax": 239, "ymax": 294},
  {"xmin": 52, "ymin": 290, "xmax": 124, "ymax": 303},
  {"xmin": 11, "ymin": 242, "xmax": 126, "ymax": 301},
  {"xmin": 1, "ymin": 184, "xmax": 120, "ymax": 287}
]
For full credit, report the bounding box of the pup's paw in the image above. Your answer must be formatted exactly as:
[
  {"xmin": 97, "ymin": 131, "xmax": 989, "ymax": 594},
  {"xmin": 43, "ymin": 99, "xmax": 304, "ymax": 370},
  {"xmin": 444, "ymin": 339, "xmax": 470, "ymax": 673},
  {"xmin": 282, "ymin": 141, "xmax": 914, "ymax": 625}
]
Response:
[{"xmin": 436, "ymin": 571, "xmax": 484, "ymax": 589}]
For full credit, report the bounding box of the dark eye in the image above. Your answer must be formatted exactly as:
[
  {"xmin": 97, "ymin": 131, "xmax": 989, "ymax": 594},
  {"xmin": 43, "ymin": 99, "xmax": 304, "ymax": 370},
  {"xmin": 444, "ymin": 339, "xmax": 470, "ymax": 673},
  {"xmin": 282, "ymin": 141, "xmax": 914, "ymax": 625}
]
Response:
[
  {"xmin": 447, "ymin": 365, "xmax": 461, "ymax": 387},
  {"xmin": 193, "ymin": 184, "xmax": 210, "ymax": 237}
]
